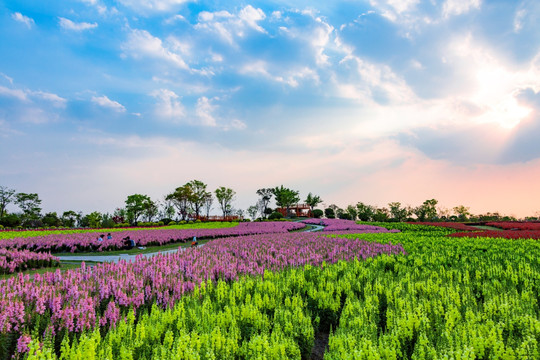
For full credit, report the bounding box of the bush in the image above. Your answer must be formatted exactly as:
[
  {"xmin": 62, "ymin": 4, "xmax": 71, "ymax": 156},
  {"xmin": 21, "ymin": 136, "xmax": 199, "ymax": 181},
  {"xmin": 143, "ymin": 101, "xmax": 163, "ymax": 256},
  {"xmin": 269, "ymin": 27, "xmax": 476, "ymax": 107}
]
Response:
[
  {"xmin": 338, "ymin": 213, "xmax": 352, "ymax": 220},
  {"xmin": 268, "ymin": 212, "xmax": 284, "ymax": 220},
  {"xmin": 312, "ymin": 209, "xmax": 323, "ymax": 218},
  {"xmin": 168, "ymin": 221, "xmax": 177, "ymax": 226},
  {"xmin": 324, "ymin": 208, "xmax": 335, "ymax": 219}
]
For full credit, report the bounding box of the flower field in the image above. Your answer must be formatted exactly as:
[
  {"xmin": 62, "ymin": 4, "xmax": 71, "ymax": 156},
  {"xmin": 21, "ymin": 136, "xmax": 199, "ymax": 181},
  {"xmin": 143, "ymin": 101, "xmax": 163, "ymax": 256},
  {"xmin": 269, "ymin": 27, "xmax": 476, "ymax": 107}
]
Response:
[
  {"xmin": 0, "ymin": 249, "xmax": 59, "ymax": 275},
  {"xmin": 0, "ymin": 232, "xmax": 405, "ymax": 358},
  {"xmin": 486, "ymin": 222, "xmax": 540, "ymax": 231},
  {"xmin": 1, "ymin": 221, "xmax": 538, "ymax": 359},
  {"xmin": 0, "ymin": 222, "xmax": 304, "ymax": 253}
]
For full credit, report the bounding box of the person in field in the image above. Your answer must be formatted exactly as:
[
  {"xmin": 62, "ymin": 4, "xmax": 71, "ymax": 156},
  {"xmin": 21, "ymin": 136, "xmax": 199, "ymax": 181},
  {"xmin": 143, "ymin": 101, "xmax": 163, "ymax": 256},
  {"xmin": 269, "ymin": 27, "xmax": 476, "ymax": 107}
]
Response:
[
  {"xmin": 107, "ymin": 233, "xmax": 112, "ymax": 240},
  {"xmin": 191, "ymin": 236, "xmax": 198, "ymax": 247},
  {"xmin": 97, "ymin": 234, "xmax": 104, "ymax": 242}
]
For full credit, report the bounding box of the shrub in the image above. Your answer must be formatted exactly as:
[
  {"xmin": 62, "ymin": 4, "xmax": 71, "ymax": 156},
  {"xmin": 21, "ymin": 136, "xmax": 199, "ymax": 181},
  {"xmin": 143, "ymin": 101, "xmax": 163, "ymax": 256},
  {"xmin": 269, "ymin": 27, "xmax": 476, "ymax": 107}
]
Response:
[
  {"xmin": 269, "ymin": 212, "xmax": 284, "ymax": 220},
  {"xmin": 312, "ymin": 209, "xmax": 323, "ymax": 218},
  {"xmin": 324, "ymin": 208, "xmax": 335, "ymax": 219},
  {"xmin": 168, "ymin": 221, "xmax": 177, "ymax": 226}
]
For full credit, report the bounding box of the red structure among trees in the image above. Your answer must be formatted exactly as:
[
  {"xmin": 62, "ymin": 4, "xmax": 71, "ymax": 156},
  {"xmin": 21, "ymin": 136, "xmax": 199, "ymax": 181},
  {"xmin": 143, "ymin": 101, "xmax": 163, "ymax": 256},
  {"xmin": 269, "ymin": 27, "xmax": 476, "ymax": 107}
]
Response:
[{"xmin": 276, "ymin": 204, "xmax": 312, "ymax": 217}]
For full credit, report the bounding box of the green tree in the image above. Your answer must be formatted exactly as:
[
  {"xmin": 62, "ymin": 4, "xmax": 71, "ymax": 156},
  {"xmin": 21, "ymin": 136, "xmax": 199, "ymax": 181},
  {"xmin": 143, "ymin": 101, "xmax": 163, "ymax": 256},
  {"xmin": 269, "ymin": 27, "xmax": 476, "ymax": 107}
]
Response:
[
  {"xmin": 324, "ymin": 208, "xmax": 335, "ymax": 219},
  {"xmin": 414, "ymin": 199, "xmax": 439, "ymax": 222},
  {"xmin": 166, "ymin": 185, "xmax": 192, "ymax": 220},
  {"xmin": 15, "ymin": 192, "xmax": 42, "ymax": 227},
  {"xmin": 87, "ymin": 211, "xmax": 103, "ymax": 228},
  {"xmin": 215, "ymin": 186, "xmax": 236, "ymax": 217},
  {"xmin": 271, "ymin": 185, "xmax": 300, "ymax": 217},
  {"xmin": 256, "ymin": 188, "xmax": 273, "ymax": 219},
  {"xmin": 453, "ymin": 205, "xmax": 471, "ymax": 222},
  {"xmin": 356, "ymin": 202, "xmax": 375, "ymax": 221},
  {"xmin": 125, "ymin": 194, "xmax": 154, "ymax": 224},
  {"xmin": 346, "ymin": 205, "xmax": 358, "ymax": 220},
  {"xmin": 0, "ymin": 186, "xmax": 16, "ymax": 218},
  {"xmin": 42, "ymin": 212, "xmax": 62, "ymax": 227},
  {"xmin": 305, "ymin": 192, "xmax": 323, "ymax": 213},
  {"xmin": 247, "ymin": 205, "xmax": 258, "ymax": 220},
  {"xmin": 372, "ymin": 207, "xmax": 390, "ymax": 222},
  {"xmin": 61, "ymin": 210, "xmax": 80, "ymax": 228},
  {"xmin": 203, "ymin": 193, "xmax": 213, "ymax": 218},
  {"xmin": 186, "ymin": 180, "xmax": 209, "ymax": 218},
  {"xmin": 388, "ymin": 202, "xmax": 410, "ymax": 222}
]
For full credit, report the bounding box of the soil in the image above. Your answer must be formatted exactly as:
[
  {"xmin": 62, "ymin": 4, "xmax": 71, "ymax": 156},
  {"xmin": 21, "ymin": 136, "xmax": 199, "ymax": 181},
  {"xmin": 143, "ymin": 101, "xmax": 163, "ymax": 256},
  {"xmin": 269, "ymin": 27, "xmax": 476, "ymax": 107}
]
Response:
[{"xmin": 310, "ymin": 331, "xmax": 330, "ymax": 360}]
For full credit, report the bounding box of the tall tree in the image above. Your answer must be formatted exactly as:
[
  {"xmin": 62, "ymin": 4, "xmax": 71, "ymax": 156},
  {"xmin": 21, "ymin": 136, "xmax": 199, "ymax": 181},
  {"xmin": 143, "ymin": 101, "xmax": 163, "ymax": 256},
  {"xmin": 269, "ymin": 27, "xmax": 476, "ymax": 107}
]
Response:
[
  {"xmin": 203, "ymin": 193, "xmax": 213, "ymax": 218},
  {"xmin": 15, "ymin": 192, "xmax": 42, "ymax": 226},
  {"xmin": 186, "ymin": 180, "xmax": 209, "ymax": 218},
  {"xmin": 125, "ymin": 194, "xmax": 154, "ymax": 224},
  {"xmin": 0, "ymin": 186, "xmax": 16, "ymax": 218},
  {"xmin": 414, "ymin": 199, "xmax": 438, "ymax": 222},
  {"xmin": 61, "ymin": 210, "xmax": 80, "ymax": 228},
  {"xmin": 166, "ymin": 185, "xmax": 192, "ymax": 220},
  {"xmin": 247, "ymin": 205, "xmax": 258, "ymax": 220},
  {"xmin": 215, "ymin": 186, "xmax": 236, "ymax": 217},
  {"xmin": 388, "ymin": 202, "xmax": 410, "ymax": 222},
  {"xmin": 305, "ymin": 192, "xmax": 323, "ymax": 212},
  {"xmin": 346, "ymin": 205, "xmax": 358, "ymax": 220},
  {"xmin": 356, "ymin": 202, "xmax": 375, "ymax": 221},
  {"xmin": 256, "ymin": 188, "xmax": 273, "ymax": 219},
  {"xmin": 271, "ymin": 185, "xmax": 300, "ymax": 216},
  {"xmin": 453, "ymin": 205, "xmax": 471, "ymax": 221}
]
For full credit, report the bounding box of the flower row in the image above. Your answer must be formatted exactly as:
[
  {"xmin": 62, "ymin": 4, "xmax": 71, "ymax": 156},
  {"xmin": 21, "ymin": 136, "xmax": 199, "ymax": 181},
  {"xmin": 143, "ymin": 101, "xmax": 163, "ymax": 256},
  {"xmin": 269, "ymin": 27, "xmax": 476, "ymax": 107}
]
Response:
[
  {"xmin": 303, "ymin": 218, "xmax": 401, "ymax": 233},
  {"xmin": 0, "ymin": 221, "xmax": 305, "ymax": 253},
  {"xmin": 0, "ymin": 249, "xmax": 59, "ymax": 274}
]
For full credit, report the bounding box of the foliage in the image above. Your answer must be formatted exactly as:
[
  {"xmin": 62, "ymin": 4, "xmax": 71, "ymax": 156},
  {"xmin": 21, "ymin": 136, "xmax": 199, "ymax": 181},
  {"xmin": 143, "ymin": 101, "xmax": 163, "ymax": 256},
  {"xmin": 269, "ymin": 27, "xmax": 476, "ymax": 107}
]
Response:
[
  {"xmin": 215, "ymin": 186, "xmax": 236, "ymax": 217},
  {"xmin": 324, "ymin": 208, "xmax": 335, "ymax": 219},
  {"xmin": 356, "ymin": 202, "xmax": 375, "ymax": 221},
  {"xmin": 305, "ymin": 192, "xmax": 323, "ymax": 212},
  {"xmin": 256, "ymin": 188, "xmax": 273, "ymax": 219},
  {"xmin": 125, "ymin": 194, "xmax": 155, "ymax": 224},
  {"xmin": 413, "ymin": 199, "xmax": 439, "ymax": 222},
  {"xmin": 272, "ymin": 185, "xmax": 300, "ymax": 215},
  {"xmin": 268, "ymin": 211, "xmax": 284, "ymax": 220},
  {"xmin": 0, "ymin": 186, "xmax": 16, "ymax": 218},
  {"xmin": 312, "ymin": 209, "xmax": 323, "ymax": 218}
]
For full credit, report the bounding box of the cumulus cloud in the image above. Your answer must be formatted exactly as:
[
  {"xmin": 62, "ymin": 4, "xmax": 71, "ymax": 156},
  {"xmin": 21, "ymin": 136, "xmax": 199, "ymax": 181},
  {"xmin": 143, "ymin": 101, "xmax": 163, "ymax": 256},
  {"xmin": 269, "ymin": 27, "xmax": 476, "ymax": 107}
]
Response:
[
  {"xmin": 12, "ymin": 12, "xmax": 35, "ymax": 28},
  {"xmin": 442, "ymin": 0, "xmax": 482, "ymax": 18},
  {"xmin": 195, "ymin": 5, "xmax": 266, "ymax": 45},
  {"xmin": 151, "ymin": 89, "xmax": 185, "ymax": 121},
  {"xmin": 31, "ymin": 91, "xmax": 67, "ymax": 108},
  {"xmin": 0, "ymin": 86, "xmax": 28, "ymax": 101},
  {"xmin": 91, "ymin": 95, "xmax": 126, "ymax": 112},
  {"xmin": 122, "ymin": 29, "xmax": 189, "ymax": 70},
  {"xmin": 59, "ymin": 17, "xmax": 98, "ymax": 31}
]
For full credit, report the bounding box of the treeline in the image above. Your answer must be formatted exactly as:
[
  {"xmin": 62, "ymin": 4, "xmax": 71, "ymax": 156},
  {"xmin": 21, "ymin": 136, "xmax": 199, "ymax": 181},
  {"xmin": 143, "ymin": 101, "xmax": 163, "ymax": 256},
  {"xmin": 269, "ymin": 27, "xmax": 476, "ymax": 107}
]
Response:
[{"xmin": 1, "ymin": 183, "xmax": 536, "ymax": 230}]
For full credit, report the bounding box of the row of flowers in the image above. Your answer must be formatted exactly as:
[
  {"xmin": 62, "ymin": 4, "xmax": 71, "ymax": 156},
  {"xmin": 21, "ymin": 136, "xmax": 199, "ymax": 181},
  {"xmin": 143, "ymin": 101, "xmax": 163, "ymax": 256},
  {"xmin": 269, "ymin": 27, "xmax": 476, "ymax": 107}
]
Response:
[
  {"xmin": 485, "ymin": 221, "xmax": 540, "ymax": 231},
  {"xmin": 448, "ymin": 230, "xmax": 540, "ymax": 240},
  {"xmin": 302, "ymin": 218, "xmax": 401, "ymax": 233},
  {"xmin": 0, "ymin": 249, "xmax": 59, "ymax": 274},
  {"xmin": 0, "ymin": 232, "xmax": 406, "ymax": 336},
  {"xmin": 0, "ymin": 221, "xmax": 305, "ymax": 253}
]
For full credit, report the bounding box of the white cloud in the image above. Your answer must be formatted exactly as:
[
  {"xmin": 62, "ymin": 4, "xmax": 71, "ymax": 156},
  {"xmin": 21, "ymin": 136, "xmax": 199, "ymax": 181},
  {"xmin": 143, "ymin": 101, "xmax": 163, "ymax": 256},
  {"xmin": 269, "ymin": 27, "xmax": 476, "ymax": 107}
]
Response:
[
  {"xmin": 195, "ymin": 5, "xmax": 266, "ymax": 45},
  {"xmin": 0, "ymin": 86, "xmax": 27, "ymax": 101},
  {"xmin": 58, "ymin": 17, "xmax": 98, "ymax": 31},
  {"xmin": 239, "ymin": 61, "xmax": 317, "ymax": 87},
  {"xmin": 151, "ymin": 89, "xmax": 185, "ymax": 121},
  {"xmin": 195, "ymin": 96, "xmax": 217, "ymax": 127},
  {"xmin": 91, "ymin": 95, "xmax": 126, "ymax": 112},
  {"xmin": 442, "ymin": 0, "xmax": 481, "ymax": 18},
  {"xmin": 11, "ymin": 12, "xmax": 35, "ymax": 29},
  {"xmin": 513, "ymin": 9, "xmax": 527, "ymax": 33},
  {"xmin": 122, "ymin": 29, "xmax": 189, "ymax": 70},
  {"xmin": 118, "ymin": 0, "xmax": 191, "ymax": 13},
  {"xmin": 164, "ymin": 14, "xmax": 186, "ymax": 24},
  {"xmin": 31, "ymin": 91, "xmax": 67, "ymax": 108}
]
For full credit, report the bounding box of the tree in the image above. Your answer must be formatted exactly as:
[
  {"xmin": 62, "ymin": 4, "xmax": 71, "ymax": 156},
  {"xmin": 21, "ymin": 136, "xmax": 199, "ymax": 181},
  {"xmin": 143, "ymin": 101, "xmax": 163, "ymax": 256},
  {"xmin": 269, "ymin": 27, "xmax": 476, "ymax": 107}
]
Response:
[
  {"xmin": 272, "ymin": 185, "xmax": 300, "ymax": 217},
  {"xmin": 166, "ymin": 185, "xmax": 192, "ymax": 220},
  {"xmin": 186, "ymin": 180, "xmax": 209, "ymax": 218},
  {"xmin": 42, "ymin": 212, "xmax": 62, "ymax": 227},
  {"xmin": 61, "ymin": 210, "xmax": 80, "ymax": 228},
  {"xmin": 247, "ymin": 205, "xmax": 258, "ymax": 220},
  {"xmin": 0, "ymin": 186, "xmax": 16, "ymax": 218},
  {"xmin": 305, "ymin": 193, "xmax": 323, "ymax": 213},
  {"xmin": 203, "ymin": 193, "xmax": 213, "ymax": 218},
  {"xmin": 346, "ymin": 205, "xmax": 358, "ymax": 220},
  {"xmin": 215, "ymin": 186, "xmax": 236, "ymax": 217},
  {"xmin": 388, "ymin": 202, "xmax": 410, "ymax": 222},
  {"xmin": 414, "ymin": 199, "xmax": 438, "ymax": 222},
  {"xmin": 324, "ymin": 208, "xmax": 335, "ymax": 219},
  {"xmin": 142, "ymin": 200, "xmax": 158, "ymax": 222},
  {"xmin": 356, "ymin": 202, "xmax": 375, "ymax": 221},
  {"xmin": 85, "ymin": 211, "xmax": 103, "ymax": 228},
  {"xmin": 256, "ymin": 188, "xmax": 273, "ymax": 219},
  {"xmin": 125, "ymin": 194, "xmax": 154, "ymax": 224},
  {"xmin": 15, "ymin": 192, "xmax": 42, "ymax": 226},
  {"xmin": 112, "ymin": 208, "xmax": 126, "ymax": 224},
  {"xmin": 453, "ymin": 205, "xmax": 471, "ymax": 222},
  {"xmin": 312, "ymin": 209, "xmax": 323, "ymax": 218},
  {"xmin": 372, "ymin": 207, "xmax": 390, "ymax": 222}
]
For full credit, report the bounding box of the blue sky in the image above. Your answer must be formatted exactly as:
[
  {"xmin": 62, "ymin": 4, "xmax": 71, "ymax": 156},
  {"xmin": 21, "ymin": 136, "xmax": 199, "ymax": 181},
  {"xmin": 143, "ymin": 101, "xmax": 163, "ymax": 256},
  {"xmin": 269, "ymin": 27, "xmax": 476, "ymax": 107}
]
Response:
[{"xmin": 1, "ymin": 0, "xmax": 540, "ymax": 218}]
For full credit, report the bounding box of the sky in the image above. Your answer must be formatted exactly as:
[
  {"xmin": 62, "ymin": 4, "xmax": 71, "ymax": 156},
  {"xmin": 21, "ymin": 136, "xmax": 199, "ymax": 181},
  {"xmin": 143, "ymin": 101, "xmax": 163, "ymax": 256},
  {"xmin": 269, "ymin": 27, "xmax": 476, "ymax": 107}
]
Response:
[{"xmin": 1, "ymin": 0, "xmax": 540, "ymax": 219}]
